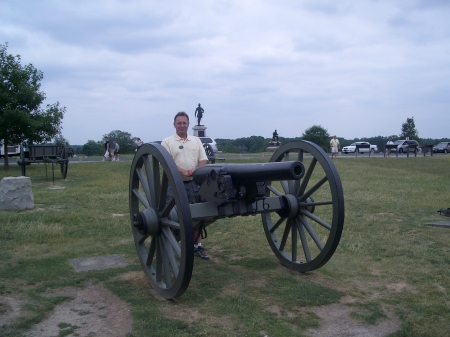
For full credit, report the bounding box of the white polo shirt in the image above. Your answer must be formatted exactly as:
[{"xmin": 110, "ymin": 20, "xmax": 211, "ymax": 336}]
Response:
[{"xmin": 161, "ymin": 134, "xmax": 208, "ymax": 181}]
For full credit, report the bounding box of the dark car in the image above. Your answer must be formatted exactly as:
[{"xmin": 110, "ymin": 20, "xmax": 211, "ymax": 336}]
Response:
[
  {"xmin": 433, "ymin": 142, "xmax": 450, "ymax": 154},
  {"xmin": 390, "ymin": 140, "xmax": 420, "ymax": 153}
]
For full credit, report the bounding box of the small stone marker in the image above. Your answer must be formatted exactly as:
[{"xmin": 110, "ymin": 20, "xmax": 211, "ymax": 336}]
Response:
[
  {"xmin": 0, "ymin": 176, "xmax": 34, "ymax": 211},
  {"xmin": 424, "ymin": 221, "xmax": 450, "ymax": 228},
  {"xmin": 70, "ymin": 254, "xmax": 129, "ymax": 272}
]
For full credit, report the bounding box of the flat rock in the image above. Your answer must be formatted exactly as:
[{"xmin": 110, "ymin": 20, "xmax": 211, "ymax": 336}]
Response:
[
  {"xmin": 0, "ymin": 176, "xmax": 34, "ymax": 211},
  {"xmin": 70, "ymin": 254, "xmax": 129, "ymax": 272}
]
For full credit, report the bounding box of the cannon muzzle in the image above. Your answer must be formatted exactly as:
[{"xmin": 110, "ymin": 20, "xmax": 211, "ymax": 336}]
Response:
[{"xmin": 193, "ymin": 161, "xmax": 304, "ymax": 185}]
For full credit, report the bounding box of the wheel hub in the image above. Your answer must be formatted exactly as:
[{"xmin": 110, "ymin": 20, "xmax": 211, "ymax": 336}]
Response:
[
  {"xmin": 133, "ymin": 207, "xmax": 161, "ymax": 236},
  {"xmin": 277, "ymin": 194, "xmax": 299, "ymax": 219},
  {"xmin": 302, "ymin": 196, "xmax": 316, "ymax": 214}
]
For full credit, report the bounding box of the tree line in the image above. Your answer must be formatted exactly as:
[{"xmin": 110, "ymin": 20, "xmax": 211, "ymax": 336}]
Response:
[
  {"xmin": 74, "ymin": 130, "xmax": 138, "ymax": 156},
  {"xmin": 72, "ymin": 119, "xmax": 443, "ymax": 155},
  {"xmin": 215, "ymin": 119, "xmax": 446, "ymax": 153},
  {"xmin": 2, "ymin": 42, "xmax": 447, "ymax": 169},
  {"xmin": 47, "ymin": 116, "xmax": 447, "ymax": 157}
]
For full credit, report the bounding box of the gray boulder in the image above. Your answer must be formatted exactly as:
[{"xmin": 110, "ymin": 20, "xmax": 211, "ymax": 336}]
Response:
[{"xmin": 0, "ymin": 176, "xmax": 34, "ymax": 211}]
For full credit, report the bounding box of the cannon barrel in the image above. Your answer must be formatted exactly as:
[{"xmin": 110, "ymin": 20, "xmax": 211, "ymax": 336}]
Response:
[{"xmin": 193, "ymin": 161, "xmax": 304, "ymax": 185}]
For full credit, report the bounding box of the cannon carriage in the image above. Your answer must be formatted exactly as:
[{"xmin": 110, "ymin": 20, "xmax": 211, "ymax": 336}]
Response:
[
  {"xmin": 18, "ymin": 144, "xmax": 69, "ymax": 179},
  {"xmin": 129, "ymin": 141, "xmax": 344, "ymax": 299}
]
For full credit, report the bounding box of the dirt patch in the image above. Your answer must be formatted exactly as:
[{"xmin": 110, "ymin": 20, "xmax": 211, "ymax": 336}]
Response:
[
  {"xmin": 8, "ymin": 280, "xmax": 134, "ymax": 337},
  {"xmin": 262, "ymin": 296, "xmax": 401, "ymax": 336},
  {"xmin": 228, "ymin": 254, "xmax": 245, "ymax": 260},
  {"xmin": 276, "ymin": 268, "xmax": 403, "ymax": 336},
  {"xmin": 0, "ymin": 296, "xmax": 30, "ymax": 326},
  {"xmin": 1, "ymin": 269, "xmax": 403, "ymax": 337},
  {"xmin": 266, "ymin": 304, "xmax": 297, "ymax": 319},
  {"xmin": 370, "ymin": 269, "xmax": 381, "ymax": 276},
  {"xmin": 386, "ymin": 282, "xmax": 413, "ymax": 293},
  {"xmin": 22, "ymin": 204, "xmax": 63, "ymax": 213},
  {"xmin": 47, "ymin": 185, "xmax": 66, "ymax": 190},
  {"xmin": 303, "ymin": 298, "xmax": 401, "ymax": 337}
]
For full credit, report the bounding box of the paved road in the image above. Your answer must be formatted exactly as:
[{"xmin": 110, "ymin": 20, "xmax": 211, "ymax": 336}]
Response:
[
  {"xmin": 0, "ymin": 156, "xmax": 134, "ymax": 165},
  {"xmin": 0, "ymin": 151, "xmax": 444, "ymax": 165}
]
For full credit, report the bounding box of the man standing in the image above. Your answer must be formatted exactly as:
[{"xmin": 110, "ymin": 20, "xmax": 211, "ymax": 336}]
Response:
[
  {"xmin": 330, "ymin": 135, "xmax": 340, "ymax": 159},
  {"xmin": 162, "ymin": 111, "xmax": 210, "ymax": 260},
  {"xmin": 103, "ymin": 136, "xmax": 110, "ymax": 161},
  {"xmin": 113, "ymin": 141, "xmax": 120, "ymax": 161},
  {"xmin": 386, "ymin": 137, "xmax": 394, "ymax": 158},
  {"xmin": 134, "ymin": 137, "xmax": 143, "ymax": 151}
]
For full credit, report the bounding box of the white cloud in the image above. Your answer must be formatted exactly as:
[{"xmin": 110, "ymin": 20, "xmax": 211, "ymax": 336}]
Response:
[{"xmin": 1, "ymin": 0, "xmax": 449, "ymax": 144}]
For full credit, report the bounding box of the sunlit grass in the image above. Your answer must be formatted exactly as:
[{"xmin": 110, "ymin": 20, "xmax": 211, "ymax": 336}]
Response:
[{"xmin": 1, "ymin": 155, "xmax": 450, "ymax": 336}]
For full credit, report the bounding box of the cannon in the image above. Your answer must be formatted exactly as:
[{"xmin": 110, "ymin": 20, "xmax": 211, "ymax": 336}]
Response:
[
  {"xmin": 18, "ymin": 144, "xmax": 69, "ymax": 179},
  {"xmin": 129, "ymin": 141, "xmax": 344, "ymax": 299}
]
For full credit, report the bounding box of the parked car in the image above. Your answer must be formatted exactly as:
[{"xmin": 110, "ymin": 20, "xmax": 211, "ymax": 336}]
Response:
[
  {"xmin": 390, "ymin": 140, "xmax": 420, "ymax": 153},
  {"xmin": 432, "ymin": 142, "xmax": 450, "ymax": 154},
  {"xmin": 342, "ymin": 142, "xmax": 378, "ymax": 154},
  {"xmin": 199, "ymin": 137, "xmax": 218, "ymax": 153}
]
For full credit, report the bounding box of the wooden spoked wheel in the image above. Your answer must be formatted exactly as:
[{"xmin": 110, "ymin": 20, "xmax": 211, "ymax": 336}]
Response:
[
  {"xmin": 60, "ymin": 144, "xmax": 68, "ymax": 179},
  {"xmin": 262, "ymin": 141, "xmax": 344, "ymax": 272},
  {"xmin": 129, "ymin": 143, "xmax": 194, "ymax": 299}
]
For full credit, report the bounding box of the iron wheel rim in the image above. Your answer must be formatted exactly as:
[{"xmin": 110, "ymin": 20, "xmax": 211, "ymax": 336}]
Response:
[
  {"xmin": 129, "ymin": 143, "xmax": 194, "ymax": 299},
  {"xmin": 262, "ymin": 141, "xmax": 344, "ymax": 272}
]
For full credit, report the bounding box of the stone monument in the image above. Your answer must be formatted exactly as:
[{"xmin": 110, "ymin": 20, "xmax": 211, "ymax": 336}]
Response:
[
  {"xmin": 193, "ymin": 103, "xmax": 207, "ymax": 137},
  {"xmin": 266, "ymin": 129, "xmax": 281, "ymax": 152},
  {"xmin": 0, "ymin": 176, "xmax": 34, "ymax": 211}
]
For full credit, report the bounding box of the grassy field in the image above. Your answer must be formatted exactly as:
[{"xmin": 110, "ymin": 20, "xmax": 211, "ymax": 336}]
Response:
[{"xmin": 1, "ymin": 155, "xmax": 449, "ymax": 336}]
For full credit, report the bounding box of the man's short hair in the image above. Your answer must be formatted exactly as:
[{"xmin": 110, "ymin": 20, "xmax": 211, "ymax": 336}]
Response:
[{"xmin": 174, "ymin": 111, "xmax": 189, "ymax": 122}]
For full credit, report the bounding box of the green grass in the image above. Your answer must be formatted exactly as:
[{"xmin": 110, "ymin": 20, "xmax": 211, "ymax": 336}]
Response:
[{"xmin": 1, "ymin": 156, "xmax": 450, "ymax": 336}]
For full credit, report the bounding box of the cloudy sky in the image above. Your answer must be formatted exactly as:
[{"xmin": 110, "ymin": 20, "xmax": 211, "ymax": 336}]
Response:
[{"xmin": 1, "ymin": 0, "xmax": 449, "ymax": 145}]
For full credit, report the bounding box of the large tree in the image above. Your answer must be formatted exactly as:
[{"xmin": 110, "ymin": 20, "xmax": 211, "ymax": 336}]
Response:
[
  {"xmin": 400, "ymin": 117, "xmax": 419, "ymax": 141},
  {"xmin": 105, "ymin": 130, "xmax": 135, "ymax": 154},
  {"xmin": 81, "ymin": 140, "xmax": 103, "ymax": 156},
  {"xmin": 302, "ymin": 125, "xmax": 330, "ymax": 151},
  {"xmin": 53, "ymin": 134, "xmax": 70, "ymax": 147},
  {"xmin": 0, "ymin": 43, "xmax": 66, "ymax": 170}
]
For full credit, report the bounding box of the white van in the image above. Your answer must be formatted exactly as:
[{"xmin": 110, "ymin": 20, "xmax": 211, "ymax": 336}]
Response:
[
  {"xmin": 198, "ymin": 137, "xmax": 219, "ymax": 153},
  {"xmin": 0, "ymin": 144, "xmax": 21, "ymax": 158}
]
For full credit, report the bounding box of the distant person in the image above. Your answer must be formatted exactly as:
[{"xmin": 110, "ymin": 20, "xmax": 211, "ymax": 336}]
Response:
[
  {"xmin": 162, "ymin": 111, "xmax": 209, "ymax": 260},
  {"xmin": 135, "ymin": 137, "xmax": 143, "ymax": 152},
  {"xmin": 194, "ymin": 103, "xmax": 204, "ymax": 126},
  {"xmin": 103, "ymin": 136, "xmax": 111, "ymax": 161},
  {"xmin": 113, "ymin": 141, "xmax": 120, "ymax": 161},
  {"xmin": 386, "ymin": 137, "xmax": 394, "ymax": 158},
  {"xmin": 330, "ymin": 135, "xmax": 340, "ymax": 159}
]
